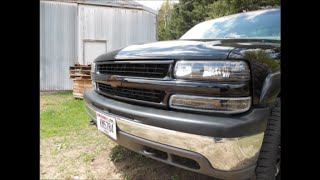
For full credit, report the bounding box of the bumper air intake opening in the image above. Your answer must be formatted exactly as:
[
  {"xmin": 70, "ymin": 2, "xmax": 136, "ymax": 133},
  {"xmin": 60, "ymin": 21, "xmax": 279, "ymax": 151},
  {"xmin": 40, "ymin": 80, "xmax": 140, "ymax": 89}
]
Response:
[
  {"xmin": 142, "ymin": 146, "xmax": 201, "ymax": 170},
  {"xmin": 143, "ymin": 146, "xmax": 168, "ymax": 160},
  {"xmin": 171, "ymin": 154, "xmax": 201, "ymax": 170}
]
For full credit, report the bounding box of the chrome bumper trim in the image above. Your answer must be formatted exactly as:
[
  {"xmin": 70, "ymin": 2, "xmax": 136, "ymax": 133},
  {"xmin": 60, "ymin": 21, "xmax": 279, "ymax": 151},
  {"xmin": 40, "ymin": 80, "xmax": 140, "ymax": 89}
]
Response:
[{"xmin": 85, "ymin": 102, "xmax": 264, "ymax": 171}]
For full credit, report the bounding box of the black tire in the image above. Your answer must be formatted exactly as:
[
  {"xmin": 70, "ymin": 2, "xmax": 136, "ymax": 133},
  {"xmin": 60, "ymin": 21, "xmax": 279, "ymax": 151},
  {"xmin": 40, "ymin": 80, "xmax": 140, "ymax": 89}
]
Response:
[{"xmin": 255, "ymin": 99, "xmax": 281, "ymax": 180}]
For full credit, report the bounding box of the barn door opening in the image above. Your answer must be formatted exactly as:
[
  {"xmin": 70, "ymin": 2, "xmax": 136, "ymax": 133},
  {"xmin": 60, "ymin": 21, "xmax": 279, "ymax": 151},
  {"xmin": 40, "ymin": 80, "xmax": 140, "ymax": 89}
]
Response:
[{"xmin": 83, "ymin": 40, "xmax": 107, "ymax": 65}]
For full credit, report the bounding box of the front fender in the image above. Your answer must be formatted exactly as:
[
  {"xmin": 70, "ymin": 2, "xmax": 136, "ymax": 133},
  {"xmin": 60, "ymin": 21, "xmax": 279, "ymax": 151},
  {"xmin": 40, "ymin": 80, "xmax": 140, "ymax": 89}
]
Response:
[
  {"xmin": 228, "ymin": 46, "xmax": 280, "ymax": 105},
  {"xmin": 259, "ymin": 71, "xmax": 280, "ymax": 104}
]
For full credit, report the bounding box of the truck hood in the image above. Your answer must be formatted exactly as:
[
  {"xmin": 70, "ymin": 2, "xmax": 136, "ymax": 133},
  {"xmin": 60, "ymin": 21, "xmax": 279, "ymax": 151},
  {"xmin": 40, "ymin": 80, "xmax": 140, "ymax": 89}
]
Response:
[
  {"xmin": 95, "ymin": 39, "xmax": 280, "ymax": 61},
  {"xmin": 95, "ymin": 40, "xmax": 235, "ymax": 61}
]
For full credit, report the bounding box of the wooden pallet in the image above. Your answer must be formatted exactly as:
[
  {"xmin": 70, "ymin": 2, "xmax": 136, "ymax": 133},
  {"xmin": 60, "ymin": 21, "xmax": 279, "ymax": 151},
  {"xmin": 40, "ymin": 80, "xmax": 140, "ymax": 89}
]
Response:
[
  {"xmin": 72, "ymin": 79, "xmax": 92, "ymax": 99},
  {"xmin": 69, "ymin": 64, "xmax": 91, "ymax": 69},
  {"xmin": 69, "ymin": 64, "xmax": 92, "ymax": 99},
  {"xmin": 70, "ymin": 74, "xmax": 91, "ymax": 80},
  {"xmin": 69, "ymin": 69, "xmax": 91, "ymax": 75}
]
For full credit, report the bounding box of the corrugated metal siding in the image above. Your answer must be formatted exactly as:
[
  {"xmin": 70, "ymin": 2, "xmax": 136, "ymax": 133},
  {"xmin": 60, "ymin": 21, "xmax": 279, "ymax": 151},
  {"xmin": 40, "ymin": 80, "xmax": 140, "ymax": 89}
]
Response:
[
  {"xmin": 78, "ymin": 5, "xmax": 157, "ymax": 64},
  {"xmin": 40, "ymin": 1, "xmax": 157, "ymax": 90},
  {"xmin": 40, "ymin": 1, "xmax": 77, "ymax": 90}
]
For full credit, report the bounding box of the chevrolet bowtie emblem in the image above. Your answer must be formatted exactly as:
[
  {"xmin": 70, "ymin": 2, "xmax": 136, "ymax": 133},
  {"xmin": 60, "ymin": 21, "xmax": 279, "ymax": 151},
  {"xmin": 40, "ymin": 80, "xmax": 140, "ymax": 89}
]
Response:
[
  {"xmin": 108, "ymin": 80, "xmax": 122, "ymax": 87},
  {"xmin": 106, "ymin": 75, "xmax": 124, "ymax": 87}
]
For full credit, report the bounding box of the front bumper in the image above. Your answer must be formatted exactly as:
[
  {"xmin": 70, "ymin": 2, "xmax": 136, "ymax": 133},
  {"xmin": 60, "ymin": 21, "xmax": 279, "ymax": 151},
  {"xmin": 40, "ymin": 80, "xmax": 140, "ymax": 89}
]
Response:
[{"xmin": 84, "ymin": 90, "xmax": 267, "ymax": 179}]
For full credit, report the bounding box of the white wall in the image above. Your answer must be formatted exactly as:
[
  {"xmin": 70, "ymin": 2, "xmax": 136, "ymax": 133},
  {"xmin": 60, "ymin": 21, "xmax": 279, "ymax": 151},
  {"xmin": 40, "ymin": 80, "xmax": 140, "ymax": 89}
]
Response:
[
  {"xmin": 40, "ymin": 1, "xmax": 77, "ymax": 90},
  {"xmin": 77, "ymin": 4, "xmax": 157, "ymax": 64},
  {"xmin": 40, "ymin": 1, "xmax": 157, "ymax": 90}
]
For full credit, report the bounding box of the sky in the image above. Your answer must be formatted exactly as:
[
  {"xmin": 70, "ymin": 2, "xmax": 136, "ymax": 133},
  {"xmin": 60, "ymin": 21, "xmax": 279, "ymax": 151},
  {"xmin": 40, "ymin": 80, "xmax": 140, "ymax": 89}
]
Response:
[{"xmin": 135, "ymin": 0, "xmax": 178, "ymax": 11}]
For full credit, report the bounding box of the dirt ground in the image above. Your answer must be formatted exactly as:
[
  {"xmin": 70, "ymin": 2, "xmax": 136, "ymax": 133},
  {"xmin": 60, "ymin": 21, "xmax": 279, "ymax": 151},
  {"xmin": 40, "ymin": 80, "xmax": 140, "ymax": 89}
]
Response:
[
  {"xmin": 40, "ymin": 92, "xmax": 217, "ymax": 180},
  {"xmin": 40, "ymin": 125, "xmax": 217, "ymax": 180}
]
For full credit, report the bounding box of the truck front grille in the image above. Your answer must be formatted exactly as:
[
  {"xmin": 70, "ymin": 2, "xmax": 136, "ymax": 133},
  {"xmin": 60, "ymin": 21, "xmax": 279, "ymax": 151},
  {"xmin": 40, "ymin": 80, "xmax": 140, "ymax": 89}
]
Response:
[
  {"xmin": 97, "ymin": 63, "xmax": 170, "ymax": 78},
  {"xmin": 97, "ymin": 83, "xmax": 165, "ymax": 103}
]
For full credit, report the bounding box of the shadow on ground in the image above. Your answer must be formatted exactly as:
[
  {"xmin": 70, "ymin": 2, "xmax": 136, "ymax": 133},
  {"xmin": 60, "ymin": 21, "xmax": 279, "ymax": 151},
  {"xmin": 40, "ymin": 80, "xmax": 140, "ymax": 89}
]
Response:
[{"xmin": 110, "ymin": 145, "xmax": 219, "ymax": 180}]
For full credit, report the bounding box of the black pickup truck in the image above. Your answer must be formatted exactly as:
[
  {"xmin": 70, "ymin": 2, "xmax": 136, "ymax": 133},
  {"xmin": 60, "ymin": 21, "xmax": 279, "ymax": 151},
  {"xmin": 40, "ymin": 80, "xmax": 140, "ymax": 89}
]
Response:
[{"xmin": 84, "ymin": 8, "xmax": 280, "ymax": 180}]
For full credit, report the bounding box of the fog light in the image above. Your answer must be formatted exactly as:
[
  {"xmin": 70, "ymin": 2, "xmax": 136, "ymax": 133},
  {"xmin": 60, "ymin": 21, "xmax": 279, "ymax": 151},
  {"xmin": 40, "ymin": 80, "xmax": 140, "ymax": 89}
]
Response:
[{"xmin": 169, "ymin": 95, "xmax": 251, "ymax": 114}]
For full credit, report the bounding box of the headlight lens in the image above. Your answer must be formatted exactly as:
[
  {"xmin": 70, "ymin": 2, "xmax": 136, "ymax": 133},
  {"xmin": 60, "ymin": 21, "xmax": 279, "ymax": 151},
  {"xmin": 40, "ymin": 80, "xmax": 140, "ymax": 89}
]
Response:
[
  {"xmin": 174, "ymin": 61, "xmax": 250, "ymax": 81},
  {"xmin": 91, "ymin": 63, "xmax": 96, "ymax": 73},
  {"xmin": 169, "ymin": 95, "xmax": 251, "ymax": 114}
]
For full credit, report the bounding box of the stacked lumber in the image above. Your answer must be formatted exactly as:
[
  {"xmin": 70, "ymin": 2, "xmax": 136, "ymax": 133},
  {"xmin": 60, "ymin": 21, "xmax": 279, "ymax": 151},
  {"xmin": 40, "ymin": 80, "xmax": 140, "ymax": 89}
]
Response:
[
  {"xmin": 69, "ymin": 64, "xmax": 91, "ymax": 80},
  {"xmin": 69, "ymin": 64, "xmax": 92, "ymax": 99},
  {"xmin": 72, "ymin": 79, "xmax": 92, "ymax": 99}
]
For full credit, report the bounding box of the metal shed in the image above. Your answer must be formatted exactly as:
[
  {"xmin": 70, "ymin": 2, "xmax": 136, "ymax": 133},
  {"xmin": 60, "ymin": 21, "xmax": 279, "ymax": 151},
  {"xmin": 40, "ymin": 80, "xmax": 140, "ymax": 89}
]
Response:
[{"xmin": 40, "ymin": 0, "xmax": 158, "ymax": 91}]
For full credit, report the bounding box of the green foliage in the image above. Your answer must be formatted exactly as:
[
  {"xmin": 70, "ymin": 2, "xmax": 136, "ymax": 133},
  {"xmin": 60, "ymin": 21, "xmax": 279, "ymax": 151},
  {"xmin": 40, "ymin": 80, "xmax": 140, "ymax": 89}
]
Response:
[
  {"xmin": 157, "ymin": 0, "xmax": 280, "ymax": 40},
  {"xmin": 158, "ymin": 0, "xmax": 174, "ymax": 40},
  {"xmin": 207, "ymin": 0, "xmax": 280, "ymax": 19}
]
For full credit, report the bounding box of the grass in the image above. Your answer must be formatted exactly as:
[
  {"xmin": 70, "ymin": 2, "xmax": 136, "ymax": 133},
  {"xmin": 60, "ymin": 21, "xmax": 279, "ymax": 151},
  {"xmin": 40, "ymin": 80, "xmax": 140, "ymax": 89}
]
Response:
[
  {"xmin": 40, "ymin": 91, "xmax": 217, "ymax": 180},
  {"xmin": 40, "ymin": 91, "xmax": 112, "ymax": 179},
  {"xmin": 40, "ymin": 91, "xmax": 90, "ymax": 138}
]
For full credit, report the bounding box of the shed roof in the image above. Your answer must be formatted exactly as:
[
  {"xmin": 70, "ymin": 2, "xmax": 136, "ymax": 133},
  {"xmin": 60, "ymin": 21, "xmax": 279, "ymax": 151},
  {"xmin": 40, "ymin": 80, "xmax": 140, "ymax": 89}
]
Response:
[{"xmin": 41, "ymin": 0, "xmax": 158, "ymax": 15}]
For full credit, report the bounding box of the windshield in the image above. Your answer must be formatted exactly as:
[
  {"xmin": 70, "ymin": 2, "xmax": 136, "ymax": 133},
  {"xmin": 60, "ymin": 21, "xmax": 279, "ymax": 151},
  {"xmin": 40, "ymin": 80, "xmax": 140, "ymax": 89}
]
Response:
[{"xmin": 180, "ymin": 8, "xmax": 280, "ymax": 40}]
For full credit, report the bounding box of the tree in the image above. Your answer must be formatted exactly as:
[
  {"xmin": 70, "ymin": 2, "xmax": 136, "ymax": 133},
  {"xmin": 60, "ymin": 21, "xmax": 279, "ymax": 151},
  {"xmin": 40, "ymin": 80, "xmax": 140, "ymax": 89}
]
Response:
[
  {"xmin": 157, "ymin": 0, "xmax": 174, "ymax": 41},
  {"xmin": 206, "ymin": 0, "xmax": 280, "ymax": 19},
  {"xmin": 157, "ymin": 0, "xmax": 280, "ymax": 40},
  {"xmin": 164, "ymin": 0, "xmax": 216, "ymax": 40}
]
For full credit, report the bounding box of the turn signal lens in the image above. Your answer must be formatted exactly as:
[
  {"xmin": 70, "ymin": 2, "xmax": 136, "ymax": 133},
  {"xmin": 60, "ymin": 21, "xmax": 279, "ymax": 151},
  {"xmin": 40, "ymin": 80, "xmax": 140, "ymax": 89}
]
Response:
[{"xmin": 169, "ymin": 95, "xmax": 251, "ymax": 114}]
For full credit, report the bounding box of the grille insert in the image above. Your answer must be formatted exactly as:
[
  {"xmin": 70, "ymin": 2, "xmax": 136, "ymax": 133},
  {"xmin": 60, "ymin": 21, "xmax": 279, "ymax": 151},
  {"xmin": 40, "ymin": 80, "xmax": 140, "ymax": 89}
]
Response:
[
  {"xmin": 97, "ymin": 63, "xmax": 170, "ymax": 78},
  {"xmin": 97, "ymin": 83, "xmax": 165, "ymax": 103}
]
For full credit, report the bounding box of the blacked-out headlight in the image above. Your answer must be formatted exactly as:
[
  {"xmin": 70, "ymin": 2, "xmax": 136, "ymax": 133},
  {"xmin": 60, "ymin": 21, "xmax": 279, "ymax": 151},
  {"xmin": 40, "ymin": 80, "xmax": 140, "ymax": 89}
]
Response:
[
  {"xmin": 172, "ymin": 60, "xmax": 251, "ymax": 113},
  {"xmin": 174, "ymin": 61, "xmax": 250, "ymax": 81}
]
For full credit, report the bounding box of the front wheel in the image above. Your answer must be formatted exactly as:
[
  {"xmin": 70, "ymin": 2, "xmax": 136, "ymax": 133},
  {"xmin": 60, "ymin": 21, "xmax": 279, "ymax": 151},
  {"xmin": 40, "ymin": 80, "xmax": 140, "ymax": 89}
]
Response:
[{"xmin": 255, "ymin": 99, "xmax": 281, "ymax": 180}]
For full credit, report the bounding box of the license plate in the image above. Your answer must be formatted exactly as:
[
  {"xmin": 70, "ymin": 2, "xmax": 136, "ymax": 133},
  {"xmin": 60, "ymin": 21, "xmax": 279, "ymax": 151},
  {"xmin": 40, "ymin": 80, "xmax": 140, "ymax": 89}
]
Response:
[{"xmin": 96, "ymin": 111, "xmax": 117, "ymax": 140}]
